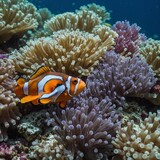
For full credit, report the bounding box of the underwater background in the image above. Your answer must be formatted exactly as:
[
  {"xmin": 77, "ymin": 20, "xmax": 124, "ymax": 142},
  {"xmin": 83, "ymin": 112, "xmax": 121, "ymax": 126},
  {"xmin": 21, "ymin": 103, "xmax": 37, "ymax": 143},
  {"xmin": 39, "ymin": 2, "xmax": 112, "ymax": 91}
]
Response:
[
  {"xmin": 30, "ymin": 0, "xmax": 160, "ymax": 39},
  {"xmin": 0, "ymin": 0, "xmax": 160, "ymax": 160}
]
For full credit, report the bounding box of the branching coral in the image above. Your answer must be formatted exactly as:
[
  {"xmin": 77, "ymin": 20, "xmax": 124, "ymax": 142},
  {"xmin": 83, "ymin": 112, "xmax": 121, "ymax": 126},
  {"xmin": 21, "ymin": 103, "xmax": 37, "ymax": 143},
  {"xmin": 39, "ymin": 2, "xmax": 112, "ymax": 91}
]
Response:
[
  {"xmin": 113, "ymin": 20, "xmax": 146, "ymax": 56},
  {"xmin": 29, "ymin": 134, "xmax": 74, "ymax": 160},
  {"xmin": 78, "ymin": 3, "xmax": 110, "ymax": 22},
  {"xmin": 139, "ymin": 38, "xmax": 160, "ymax": 79},
  {"xmin": 85, "ymin": 51, "xmax": 156, "ymax": 105},
  {"xmin": 10, "ymin": 28, "xmax": 117, "ymax": 77},
  {"xmin": 0, "ymin": 0, "xmax": 39, "ymax": 43},
  {"xmin": 112, "ymin": 111, "xmax": 160, "ymax": 160},
  {"xmin": 0, "ymin": 59, "xmax": 20, "ymax": 141},
  {"xmin": 46, "ymin": 97, "xmax": 121, "ymax": 160}
]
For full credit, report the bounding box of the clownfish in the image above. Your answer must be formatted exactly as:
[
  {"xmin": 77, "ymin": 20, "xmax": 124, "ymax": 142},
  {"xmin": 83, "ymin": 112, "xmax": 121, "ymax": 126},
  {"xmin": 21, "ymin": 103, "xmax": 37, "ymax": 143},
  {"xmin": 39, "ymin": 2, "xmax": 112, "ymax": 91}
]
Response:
[{"xmin": 15, "ymin": 66, "xmax": 86, "ymax": 108}]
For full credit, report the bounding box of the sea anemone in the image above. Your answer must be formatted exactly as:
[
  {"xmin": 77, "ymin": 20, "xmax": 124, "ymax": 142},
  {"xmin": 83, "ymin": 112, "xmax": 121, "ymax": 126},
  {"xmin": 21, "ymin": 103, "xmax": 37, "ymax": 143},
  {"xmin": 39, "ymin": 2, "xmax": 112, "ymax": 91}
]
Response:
[
  {"xmin": 112, "ymin": 111, "xmax": 160, "ymax": 160},
  {"xmin": 45, "ymin": 97, "xmax": 121, "ymax": 160},
  {"xmin": 0, "ymin": 59, "xmax": 20, "ymax": 141},
  {"xmin": 139, "ymin": 38, "xmax": 160, "ymax": 80},
  {"xmin": 85, "ymin": 51, "xmax": 156, "ymax": 105},
  {"xmin": 10, "ymin": 28, "xmax": 117, "ymax": 77},
  {"xmin": 0, "ymin": 0, "xmax": 39, "ymax": 43}
]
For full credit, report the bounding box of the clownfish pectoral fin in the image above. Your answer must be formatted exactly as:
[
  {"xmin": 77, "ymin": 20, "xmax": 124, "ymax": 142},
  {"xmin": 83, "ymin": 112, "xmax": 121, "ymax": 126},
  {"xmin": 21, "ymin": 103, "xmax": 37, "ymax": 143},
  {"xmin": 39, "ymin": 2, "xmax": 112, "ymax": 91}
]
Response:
[
  {"xmin": 17, "ymin": 78, "xmax": 25, "ymax": 86},
  {"xmin": 31, "ymin": 99, "xmax": 39, "ymax": 105},
  {"xmin": 39, "ymin": 98, "xmax": 51, "ymax": 104},
  {"xmin": 21, "ymin": 95, "xmax": 41, "ymax": 104},
  {"xmin": 59, "ymin": 102, "xmax": 67, "ymax": 109},
  {"xmin": 30, "ymin": 66, "xmax": 51, "ymax": 80}
]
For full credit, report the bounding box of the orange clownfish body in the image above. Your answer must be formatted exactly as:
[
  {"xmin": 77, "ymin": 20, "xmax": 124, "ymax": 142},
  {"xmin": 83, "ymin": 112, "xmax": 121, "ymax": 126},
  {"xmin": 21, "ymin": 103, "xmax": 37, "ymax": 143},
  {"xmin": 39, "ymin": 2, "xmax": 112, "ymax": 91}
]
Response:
[{"xmin": 15, "ymin": 66, "xmax": 86, "ymax": 108}]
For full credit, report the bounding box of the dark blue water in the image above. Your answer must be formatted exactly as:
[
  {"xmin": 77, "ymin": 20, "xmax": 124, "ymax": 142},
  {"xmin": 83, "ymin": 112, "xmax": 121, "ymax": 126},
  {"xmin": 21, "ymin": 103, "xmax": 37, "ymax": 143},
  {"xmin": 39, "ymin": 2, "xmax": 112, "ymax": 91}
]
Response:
[{"xmin": 30, "ymin": 0, "xmax": 160, "ymax": 39}]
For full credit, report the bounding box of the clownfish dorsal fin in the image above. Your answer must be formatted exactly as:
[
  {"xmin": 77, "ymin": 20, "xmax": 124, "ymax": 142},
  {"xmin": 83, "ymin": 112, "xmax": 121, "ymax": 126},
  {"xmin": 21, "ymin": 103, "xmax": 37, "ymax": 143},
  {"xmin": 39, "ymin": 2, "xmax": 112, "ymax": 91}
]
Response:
[
  {"xmin": 17, "ymin": 78, "xmax": 25, "ymax": 86},
  {"xmin": 30, "ymin": 66, "xmax": 51, "ymax": 80}
]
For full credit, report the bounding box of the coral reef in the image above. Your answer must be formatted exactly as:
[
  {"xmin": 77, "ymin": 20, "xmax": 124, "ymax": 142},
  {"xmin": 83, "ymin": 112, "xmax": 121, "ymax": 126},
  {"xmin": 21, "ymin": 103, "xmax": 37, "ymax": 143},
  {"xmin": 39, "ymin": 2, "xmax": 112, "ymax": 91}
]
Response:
[
  {"xmin": 0, "ymin": 2, "xmax": 159, "ymax": 160},
  {"xmin": 121, "ymin": 99, "xmax": 147, "ymax": 127},
  {"xmin": 46, "ymin": 97, "xmax": 122, "ymax": 160},
  {"xmin": 144, "ymin": 81, "xmax": 160, "ymax": 105},
  {"xmin": 0, "ymin": 59, "xmax": 20, "ymax": 141},
  {"xmin": 17, "ymin": 110, "xmax": 47, "ymax": 142},
  {"xmin": 85, "ymin": 51, "xmax": 156, "ymax": 105},
  {"xmin": 144, "ymin": 93, "xmax": 160, "ymax": 106},
  {"xmin": 0, "ymin": 0, "xmax": 39, "ymax": 44},
  {"xmin": 10, "ymin": 28, "xmax": 117, "ymax": 77},
  {"xmin": 139, "ymin": 38, "xmax": 160, "ymax": 79},
  {"xmin": 29, "ymin": 134, "xmax": 74, "ymax": 160},
  {"xmin": 113, "ymin": 20, "xmax": 146, "ymax": 56},
  {"xmin": 112, "ymin": 111, "xmax": 160, "ymax": 160},
  {"xmin": 152, "ymin": 81, "xmax": 160, "ymax": 93},
  {"xmin": 0, "ymin": 142, "xmax": 28, "ymax": 160},
  {"xmin": 0, "ymin": 143, "xmax": 14, "ymax": 159}
]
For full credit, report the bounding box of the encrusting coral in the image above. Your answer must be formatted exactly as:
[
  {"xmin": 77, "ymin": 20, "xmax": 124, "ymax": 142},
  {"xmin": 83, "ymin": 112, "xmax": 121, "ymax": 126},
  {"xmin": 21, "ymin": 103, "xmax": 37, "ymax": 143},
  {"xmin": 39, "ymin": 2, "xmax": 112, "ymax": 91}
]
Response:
[
  {"xmin": 139, "ymin": 38, "xmax": 160, "ymax": 80},
  {"xmin": 113, "ymin": 20, "xmax": 146, "ymax": 56},
  {"xmin": 0, "ymin": 0, "xmax": 39, "ymax": 44},
  {"xmin": 0, "ymin": 59, "xmax": 20, "ymax": 142},
  {"xmin": 112, "ymin": 110, "xmax": 160, "ymax": 160},
  {"xmin": 85, "ymin": 51, "xmax": 156, "ymax": 105},
  {"xmin": 17, "ymin": 110, "xmax": 47, "ymax": 142},
  {"xmin": 46, "ymin": 97, "xmax": 122, "ymax": 160},
  {"xmin": 29, "ymin": 134, "xmax": 74, "ymax": 160},
  {"xmin": 143, "ymin": 79, "xmax": 160, "ymax": 105},
  {"xmin": 0, "ymin": 143, "xmax": 14, "ymax": 159},
  {"xmin": 0, "ymin": 142, "xmax": 28, "ymax": 159},
  {"xmin": 10, "ymin": 27, "xmax": 117, "ymax": 77}
]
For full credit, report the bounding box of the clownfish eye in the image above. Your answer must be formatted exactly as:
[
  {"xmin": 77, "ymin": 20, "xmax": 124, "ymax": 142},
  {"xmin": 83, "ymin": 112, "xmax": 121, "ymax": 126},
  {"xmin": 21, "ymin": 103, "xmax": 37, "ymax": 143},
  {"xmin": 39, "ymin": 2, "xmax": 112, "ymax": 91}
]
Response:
[{"xmin": 73, "ymin": 79, "xmax": 78, "ymax": 84}]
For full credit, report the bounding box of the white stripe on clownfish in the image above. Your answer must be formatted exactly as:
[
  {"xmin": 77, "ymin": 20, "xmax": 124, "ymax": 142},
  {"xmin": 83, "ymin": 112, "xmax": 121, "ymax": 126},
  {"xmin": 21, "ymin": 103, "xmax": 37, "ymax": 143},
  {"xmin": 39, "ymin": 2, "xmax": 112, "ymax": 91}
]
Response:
[
  {"xmin": 23, "ymin": 82, "xmax": 29, "ymax": 95},
  {"xmin": 40, "ymin": 84, "xmax": 65, "ymax": 102},
  {"xmin": 65, "ymin": 76, "xmax": 73, "ymax": 97},
  {"xmin": 74, "ymin": 78, "xmax": 80, "ymax": 94},
  {"xmin": 38, "ymin": 75, "xmax": 63, "ymax": 94}
]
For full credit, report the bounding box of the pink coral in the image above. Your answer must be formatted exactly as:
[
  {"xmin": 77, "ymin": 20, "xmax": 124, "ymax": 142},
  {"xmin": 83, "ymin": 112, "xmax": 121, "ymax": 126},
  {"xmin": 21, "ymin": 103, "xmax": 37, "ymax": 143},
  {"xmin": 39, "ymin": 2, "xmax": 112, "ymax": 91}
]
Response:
[
  {"xmin": 0, "ymin": 143, "xmax": 15, "ymax": 159},
  {"xmin": 151, "ymin": 81, "xmax": 160, "ymax": 93},
  {"xmin": 113, "ymin": 20, "xmax": 146, "ymax": 56},
  {"xmin": 0, "ymin": 143, "xmax": 28, "ymax": 160}
]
